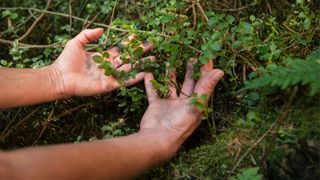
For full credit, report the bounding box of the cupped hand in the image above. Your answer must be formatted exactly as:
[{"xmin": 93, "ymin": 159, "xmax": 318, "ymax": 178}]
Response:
[
  {"xmin": 50, "ymin": 28, "xmax": 153, "ymax": 97},
  {"xmin": 139, "ymin": 60, "xmax": 224, "ymax": 155}
]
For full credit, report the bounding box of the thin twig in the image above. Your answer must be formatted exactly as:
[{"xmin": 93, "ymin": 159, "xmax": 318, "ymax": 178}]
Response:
[
  {"xmin": 47, "ymin": 102, "xmax": 97, "ymax": 122},
  {"xmin": 17, "ymin": 0, "xmax": 52, "ymax": 41},
  {"xmin": 0, "ymin": 38, "xmax": 62, "ymax": 48},
  {"xmin": 0, "ymin": 7, "xmax": 202, "ymax": 53},
  {"xmin": 0, "ymin": 107, "xmax": 41, "ymax": 142},
  {"xmin": 68, "ymin": 0, "xmax": 73, "ymax": 38},
  {"xmin": 212, "ymin": 5, "xmax": 249, "ymax": 12},
  {"xmin": 192, "ymin": 3, "xmax": 197, "ymax": 29},
  {"xmin": 0, "ymin": 7, "xmax": 126, "ymax": 32},
  {"xmin": 226, "ymin": 86, "xmax": 298, "ymax": 178},
  {"xmin": 27, "ymin": 9, "xmax": 37, "ymax": 19},
  {"xmin": 282, "ymin": 23, "xmax": 300, "ymax": 35},
  {"xmin": 84, "ymin": 12, "xmax": 102, "ymax": 29},
  {"xmin": 133, "ymin": 0, "xmax": 142, "ymax": 19},
  {"xmin": 195, "ymin": 1, "xmax": 209, "ymax": 24},
  {"xmin": 103, "ymin": 0, "xmax": 119, "ymax": 45},
  {"xmin": 0, "ymin": 108, "xmax": 22, "ymax": 141},
  {"xmin": 0, "ymin": 15, "xmax": 33, "ymax": 37},
  {"xmin": 32, "ymin": 108, "xmax": 54, "ymax": 146},
  {"xmin": 82, "ymin": 15, "xmax": 90, "ymax": 30}
]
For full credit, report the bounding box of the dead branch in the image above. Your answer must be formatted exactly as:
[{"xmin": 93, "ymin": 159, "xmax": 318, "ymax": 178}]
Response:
[
  {"xmin": 17, "ymin": 0, "xmax": 52, "ymax": 41},
  {"xmin": 0, "ymin": 7, "xmax": 202, "ymax": 53},
  {"xmin": 0, "ymin": 38, "xmax": 62, "ymax": 49}
]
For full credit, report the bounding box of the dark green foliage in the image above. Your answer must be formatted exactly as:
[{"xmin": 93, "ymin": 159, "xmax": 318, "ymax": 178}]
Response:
[
  {"xmin": 243, "ymin": 50, "xmax": 320, "ymax": 95},
  {"xmin": 1, "ymin": 0, "xmax": 320, "ymax": 179},
  {"xmin": 231, "ymin": 167, "xmax": 263, "ymax": 180}
]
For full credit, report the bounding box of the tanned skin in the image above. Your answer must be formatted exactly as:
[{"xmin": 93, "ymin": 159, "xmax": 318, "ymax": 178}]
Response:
[{"xmin": 0, "ymin": 28, "xmax": 224, "ymax": 180}]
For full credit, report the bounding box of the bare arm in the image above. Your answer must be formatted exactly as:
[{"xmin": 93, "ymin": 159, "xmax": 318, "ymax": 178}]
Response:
[
  {"xmin": 1, "ymin": 132, "xmax": 170, "ymax": 180},
  {"xmin": 0, "ymin": 58, "xmax": 224, "ymax": 179},
  {"xmin": 0, "ymin": 28, "xmax": 153, "ymax": 109},
  {"xmin": 0, "ymin": 67, "xmax": 62, "ymax": 108}
]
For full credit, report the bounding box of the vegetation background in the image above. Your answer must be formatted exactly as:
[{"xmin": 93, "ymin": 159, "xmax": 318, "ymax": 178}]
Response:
[{"xmin": 0, "ymin": 0, "xmax": 319, "ymax": 179}]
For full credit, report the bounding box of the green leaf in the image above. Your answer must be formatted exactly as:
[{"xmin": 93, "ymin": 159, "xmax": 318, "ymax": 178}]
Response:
[
  {"xmin": 103, "ymin": 52, "xmax": 110, "ymax": 58},
  {"xmin": 10, "ymin": 13, "xmax": 18, "ymax": 20},
  {"xmin": 103, "ymin": 134, "xmax": 113, "ymax": 139},
  {"xmin": 296, "ymin": 0, "xmax": 304, "ymax": 4},
  {"xmin": 211, "ymin": 31, "xmax": 222, "ymax": 41},
  {"xmin": 231, "ymin": 167, "xmax": 262, "ymax": 180},
  {"xmin": 16, "ymin": 63, "xmax": 24, "ymax": 68},
  {"xmin": 92, "ymin": 55, "xmax": 104, "ymax": 63},
  {"xmin": 208, "ymin": 17, "xmax": 219, "ymax": 27},
  {"xmin": 0, "ymin": 60, "xmax": 8, "ymax": 66},
  {"xmin": 1, "ymin": 10, "xmax": 11, "ymax": 17},
  {"xmin": 199, "ymin": 56, "xmax": 209, "ymax": 64},
  {"xmin": 246, "ymin": 111, "xmax": 261, "ymax": 122},
  {"xmin": 249, "ymin": 15, "xmax": 256, "ymax": 21},
  {"xmin": 201, "ymin": 44, "xmax": 209, "ymax": 51},
  {"xmin": 232, "ymin": 41, "xmax": 242, "ymax": 49},
  {"xmin": 101, "ymin": 125, "xmax": 113, "ymax": 132},
  {"xmin": 96, "ymin": 48, "xmax": 109, "ymax": 58},
  {"xmin": 226, "ymin": 15, "xmax": 235, "ymax": 23},
  {"xmin": 243, "ymin": 50, "xmax": 320, "ymax": 96},
  {"xmin": 304, "ymin": 18, "xmax": 311, "ymax": 30},
  {"xmin": 210, "ymin": 41, "xmax": 221, "ymax": 51},
  {"xmin": 238, "ymin": 22, "xmax": 251, "ymax": 34},
  {"xmin": 96, "ymin": 47, "xmax": 104, "ymax": 54},
  {"xmin": 203, "ymin": 49, "xmax": 214, "ymax": 59},
  {"xmin": 133, "ymin": 47, "xmax": 144, "ymax": 58}
]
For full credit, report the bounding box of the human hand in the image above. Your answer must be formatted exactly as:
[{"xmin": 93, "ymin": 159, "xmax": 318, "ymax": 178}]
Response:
[
  {"xmin": 50, "ymin": 28, "xmax": 153, "ymax": 97},
  {"xmin": 139, "ymin": 60, "xmax": 224, "ymax": 156}
]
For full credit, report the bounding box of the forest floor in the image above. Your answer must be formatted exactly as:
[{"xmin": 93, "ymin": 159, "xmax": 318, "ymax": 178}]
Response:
[{"xmin": 0, "ymin": 0, "xmax": 319, "ymax": 179}]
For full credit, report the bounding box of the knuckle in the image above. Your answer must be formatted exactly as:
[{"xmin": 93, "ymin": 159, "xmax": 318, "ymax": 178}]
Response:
[{"xmin": 200, "ymin": 80, "xmax": 213, "ymax": 91}]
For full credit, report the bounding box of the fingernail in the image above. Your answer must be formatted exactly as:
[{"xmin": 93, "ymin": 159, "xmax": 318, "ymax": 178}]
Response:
[
  {"xmin": 96, "ymin": 28, "xmax": 104, "ymax": 31},
  {"xmin": 210, "ymin": 69, "xmax": 224, "ymax": 81},
  {"xmin": 148, "ymin": 56, "xmax": 156, "ymax": 62},
  {"xmin": 187, "ymin": 63, "xmax": 194, "ymax": 73},
  {"xmin": 189, "ymin": 58, "xmax": 197, "ymax": 64}
]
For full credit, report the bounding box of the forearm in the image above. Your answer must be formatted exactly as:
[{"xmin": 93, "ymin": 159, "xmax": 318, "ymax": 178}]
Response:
[
  {"xmin": 0, "ymin": 66, "xmax": 63, "ymax": 108},
  {"xmin": 1, "ymin": 132, "xmax": 174, "ymax": 180}
]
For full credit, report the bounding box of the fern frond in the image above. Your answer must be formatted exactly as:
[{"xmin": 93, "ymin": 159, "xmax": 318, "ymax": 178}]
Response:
[{"xmin": 242, "ymin": 50, "xmax": 320, "ymax": 96}]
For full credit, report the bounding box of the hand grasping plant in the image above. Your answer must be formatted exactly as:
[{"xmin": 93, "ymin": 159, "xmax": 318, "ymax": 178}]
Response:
[
  {"xmin": 50, "ymin": 28, "xmax": 154, "ymax": 97},
  {"xmin": 140, "ymin": 60, "xmax": 224, "ymax": 154}
]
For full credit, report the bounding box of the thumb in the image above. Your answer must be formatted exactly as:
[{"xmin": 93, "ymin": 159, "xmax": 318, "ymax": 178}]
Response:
[
  {"xmin": 193, "ymin": 69, "xmax": 224, "ymax": 103},
  {"xmin": 72, "ymin": 28, "xmax": 104, "ymax": 47}
]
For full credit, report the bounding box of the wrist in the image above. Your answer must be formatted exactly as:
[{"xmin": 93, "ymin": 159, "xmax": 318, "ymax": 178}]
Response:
[
  {"xmin": 45, "ymin": 65, "xmax": 67, "ymax": 100},
  {"xmin": 137, "ymin": 129, "xmax": 184, "ymax": 160}
]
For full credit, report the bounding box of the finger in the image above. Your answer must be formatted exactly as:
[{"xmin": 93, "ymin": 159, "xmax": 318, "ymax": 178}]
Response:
[
  {"xmin": 122, "ymin": 34, "xmax": 138, "ymax": 47},
  {"xmin": 142, "ymin": 56, "xmax": 156, "ymax": 62},
  {"xmin": 180, "ymin": 63, "xmax": 195, "ymax": 98},
  {"xmin": 166, "ymin": 64, "xmax": 177, "ymax": 98},
  {"xmin": 117, "ymin": 56, "xmax": 156, "ymax": 76},
  {"xmin": 116, "ymin": 55, "xmax": 156, "ymax": 74},
  {"xmin": 113, "ymin": 56, "xmax": 123, "ymax": 68},
  {"xmin": 193, "ymin": 69, "xmax": 224, "ymax": 104},
  {"xmin": 114, "ymin": 53, "xmax": 156, "ymax": 70},
  {"xmin": 123, "ymin": 72, "xmax": 145, "ymax": 86},
  {"xmin": 117, "ymin": 64, "xmax": 132, "ymax": 73},
  {"xmin": 72, "ymin": 28, "xmax": 104, "ymax": 47},
  {"xmin": 122, "ymin": 34, "xmax": 153, "ymax": 53},
  {"xmin": 113, "ymin": 42, "xmax": 153, "ymax": 68},
  {"xmin": 139, "ymin": 42, "xmax": 153, "ymax": 53},
  {"xmin": 200, "ymin": 60, "xmax": 213, "ymax": 77},
  {"xmin": 106, "ymin": 46, "xmax": 120, "ymax": 59},
  {"xmin": 144, "ymin": 73, "xmax": 159, "ymax": 104}
]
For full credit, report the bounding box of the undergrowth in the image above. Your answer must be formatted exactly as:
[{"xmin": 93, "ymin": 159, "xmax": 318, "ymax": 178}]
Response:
[{"xmin": 0, "ymin": 0, "xmax": 319, "ymax": 179}]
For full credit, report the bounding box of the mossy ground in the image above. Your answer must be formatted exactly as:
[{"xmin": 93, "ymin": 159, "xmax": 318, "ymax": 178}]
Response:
[{"xmin": 0, "ymin": 0, "xmax": 319, "ymax": 179}]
